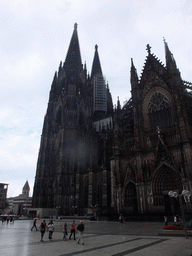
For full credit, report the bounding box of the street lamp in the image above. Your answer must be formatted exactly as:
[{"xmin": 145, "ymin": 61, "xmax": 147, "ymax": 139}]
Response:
[{"xmin": 168, "ymin": 190, "xmax": 191, "ymax": 239}]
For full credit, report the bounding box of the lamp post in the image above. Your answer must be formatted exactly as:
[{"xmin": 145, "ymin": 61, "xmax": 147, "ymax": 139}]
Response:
[{"xmin": 168, "ymin": 190, "xmax": 191, "ymax": 239}]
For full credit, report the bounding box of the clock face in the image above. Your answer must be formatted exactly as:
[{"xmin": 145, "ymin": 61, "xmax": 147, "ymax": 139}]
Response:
[{"xmin": 148, "ymin": 92, "xmax": 169, "ymax": 113}]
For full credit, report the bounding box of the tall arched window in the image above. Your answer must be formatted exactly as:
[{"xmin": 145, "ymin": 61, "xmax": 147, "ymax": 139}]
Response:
[{"xmin": 148, "ymin": 92, "xmax": 173, "ymax": 131}]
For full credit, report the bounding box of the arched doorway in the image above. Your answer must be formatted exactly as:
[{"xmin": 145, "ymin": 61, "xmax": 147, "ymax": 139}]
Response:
[
  {"xmin": 152, "ymin": 165, "xmax": 183, "ymax": 215},
  {"xmin": 124, "ymin": 182, "xmax": 138, "ymax": 214}
]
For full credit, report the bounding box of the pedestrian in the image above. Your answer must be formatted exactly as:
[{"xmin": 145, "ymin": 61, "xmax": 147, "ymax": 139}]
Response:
[
  {"xmin": 77, "ymin": 220, "xmax": 84, "ymax": 245},
  {"xmin": 48, "ymin": 220, "xmax": 54, "ymax": 240},
  {"xmin": 69, "ymin": 220, "xmax": 76, "ymax": 240},
  {"xmin": 63, "ymin": 222, "xmax": 68, "ymax": 240},
  {"xmin": 164, "ymin": 216, "xmax": 168, "ymax": 226},
  {"xmin": 173, "ymin": 215, "xmax": 177, "ymax": 223},
  {"xmin": 31, "ymin": 219, "xmax": 38, "ymax": 231},
  {"xmin": 10, "ymin": 216, "xmax": 14, "ymax": 223},
  {"xmin": 39, "ymin": 220, "xmax": 47, "ymax": 242},
  {"xmin": 119, "ymin": 214, "xmax": 124, "ymax": 223}
]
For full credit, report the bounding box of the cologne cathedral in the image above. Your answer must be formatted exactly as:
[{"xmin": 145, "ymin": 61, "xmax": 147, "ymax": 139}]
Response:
[{"xmin": 32, "ymin": 24, "xmax": 192, "ymax": 217}]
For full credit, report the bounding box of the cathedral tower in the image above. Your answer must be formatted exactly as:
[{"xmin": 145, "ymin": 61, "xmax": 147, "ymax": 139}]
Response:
[{"xmin": 32, "ymin": 24, "xmax": 113, "ymax": 216}]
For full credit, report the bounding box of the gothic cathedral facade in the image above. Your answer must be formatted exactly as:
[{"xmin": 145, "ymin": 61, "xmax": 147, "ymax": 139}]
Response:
[
  {"xmin": 32, "ymin": 24, "xmax": 113, "ymax": 216},
  {"xmin": 32, "ymin": 24, "xmax": 192, "ymax": 217}
]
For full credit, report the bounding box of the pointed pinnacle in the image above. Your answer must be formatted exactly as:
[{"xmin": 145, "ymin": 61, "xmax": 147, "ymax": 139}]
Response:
[
  {"xmin": 74, "ymin": 23, "xmax": 78, "ymax": 30},
  {"xmin": 146, "ymin": 44, "xmax": 151, "ymax": 54}
]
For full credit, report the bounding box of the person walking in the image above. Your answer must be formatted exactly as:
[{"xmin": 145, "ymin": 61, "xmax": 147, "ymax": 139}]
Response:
[
  {"xmin": 48, "ymin": 220, "xmax": 54, "ymax": 240},
  {"xmin": 77, "ymin": 220, "xmax": 84, "ymax": 245},
  {"xmin": 63, "ymin": 222, "xmax": 68, "ymax": 240},
  {"xmin": 119, "ymin": 214, "xmax": 124, "ymax": 223},
  {"xmin": 39, "ymin": 220, "xmax": 47, "ymax": 242},
  {"xmin": 164, "ymin": 216, "xmax": 168, "ymax": 226},
  {"xmin": 69, "ymin": 220, "xmax": 76, "ymax": 240},
  {"xmin": 31, "ymin": 219, "xmax": 38, "ymax": 231}
]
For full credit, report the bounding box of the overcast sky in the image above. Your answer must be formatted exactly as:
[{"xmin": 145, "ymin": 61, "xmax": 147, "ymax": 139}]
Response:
[{"xmin": 1, "ymin": 0, "xmax": 192, "ymax": 197}]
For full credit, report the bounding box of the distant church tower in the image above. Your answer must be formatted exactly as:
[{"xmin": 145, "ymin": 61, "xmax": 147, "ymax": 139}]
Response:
[
  {"xmin": 22, "ymin": 180, "xmax": 30, "ymax": 197},
  {"xmin": 32, "ymin": 24, "xmax": 113, "ymax": 215}
]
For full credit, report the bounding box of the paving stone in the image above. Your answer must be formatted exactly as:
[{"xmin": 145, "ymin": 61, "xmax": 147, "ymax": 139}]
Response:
[{"xmin": 0, "ymin": 219, "xmax": 191, "ymax": 256}]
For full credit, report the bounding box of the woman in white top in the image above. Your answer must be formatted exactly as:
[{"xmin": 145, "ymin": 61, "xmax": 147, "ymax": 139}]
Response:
[{"xmin": 48, "ymin": 220, "xmax": 55, "ymax": 240}]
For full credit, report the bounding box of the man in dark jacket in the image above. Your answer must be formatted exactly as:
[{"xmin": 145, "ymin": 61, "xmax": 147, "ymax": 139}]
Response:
[
  {"xmin": 77, "ymin": 220, "xmax": 84, "ymax": 245},
  {"xmin": 31, "ymin": 219, "xmax": 38, "ymax": 231}
]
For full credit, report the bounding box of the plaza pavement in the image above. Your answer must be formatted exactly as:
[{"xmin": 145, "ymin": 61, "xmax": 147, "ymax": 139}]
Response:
[{"xmin": 0, "ymin": 219, "xmax": 192, "ymax": 256}]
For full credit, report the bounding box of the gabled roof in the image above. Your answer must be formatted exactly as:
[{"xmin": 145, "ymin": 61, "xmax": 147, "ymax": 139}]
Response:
[{"xmin": 140, "ymin": 45, "xmax": 167, "ymax": 86}]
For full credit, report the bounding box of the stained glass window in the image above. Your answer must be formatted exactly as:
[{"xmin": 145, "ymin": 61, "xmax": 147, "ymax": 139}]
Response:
[{"xmin": 148, "ymin": 92, "xmax": 173, "ymax": 130}]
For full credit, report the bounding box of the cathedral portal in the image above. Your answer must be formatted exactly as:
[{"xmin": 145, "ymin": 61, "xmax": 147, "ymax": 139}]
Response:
[{"xmin": 152, "ymin": 165, "xmax": 183, "ymax": 215}]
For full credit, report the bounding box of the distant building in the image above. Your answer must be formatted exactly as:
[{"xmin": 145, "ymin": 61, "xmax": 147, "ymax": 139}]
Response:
[
  {"xmin": 7, "ymin": 181, "xmax": 32, "ymax": 215},
  {"xmin": 0, "ymin": 183, "xmax": 8, "ymax": 213}
]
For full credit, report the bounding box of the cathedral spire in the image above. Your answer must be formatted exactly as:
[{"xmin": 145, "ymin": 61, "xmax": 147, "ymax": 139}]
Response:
[
  {"xmin": 130, "ymin": 58, "xmax": 138, "ymax": 85},
  {"xmin": 130, "ymin": 58, "xmax": 139, "ymax": 105},
  {"xmin": 64, "ymin": 23, "xmax": 82, "ymax": 74},
  {"xmin": 91, "ymin": 44, "xmax": 103, "ymax": 78},
  {"xmin": 164, "ymin": 38, "xmax": 177, "ymax": 70},
  {"xmin": 117, "ymin": 96, "xmax": 121, "ymax": 110}
]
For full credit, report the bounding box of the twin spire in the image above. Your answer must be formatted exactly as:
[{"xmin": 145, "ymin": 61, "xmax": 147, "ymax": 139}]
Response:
[
  {"xmin": 64, "ymin": 23, "xmax": 103, "ymax": 79},
  {"xmin": 64, "ymin": 24, "xmax": 178, "ymax": 89}
]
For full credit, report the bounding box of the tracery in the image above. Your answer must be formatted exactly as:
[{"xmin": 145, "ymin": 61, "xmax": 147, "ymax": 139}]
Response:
[{"xmin": 148, "ymin": 92, "xmax": 173, "ymax": 130}]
